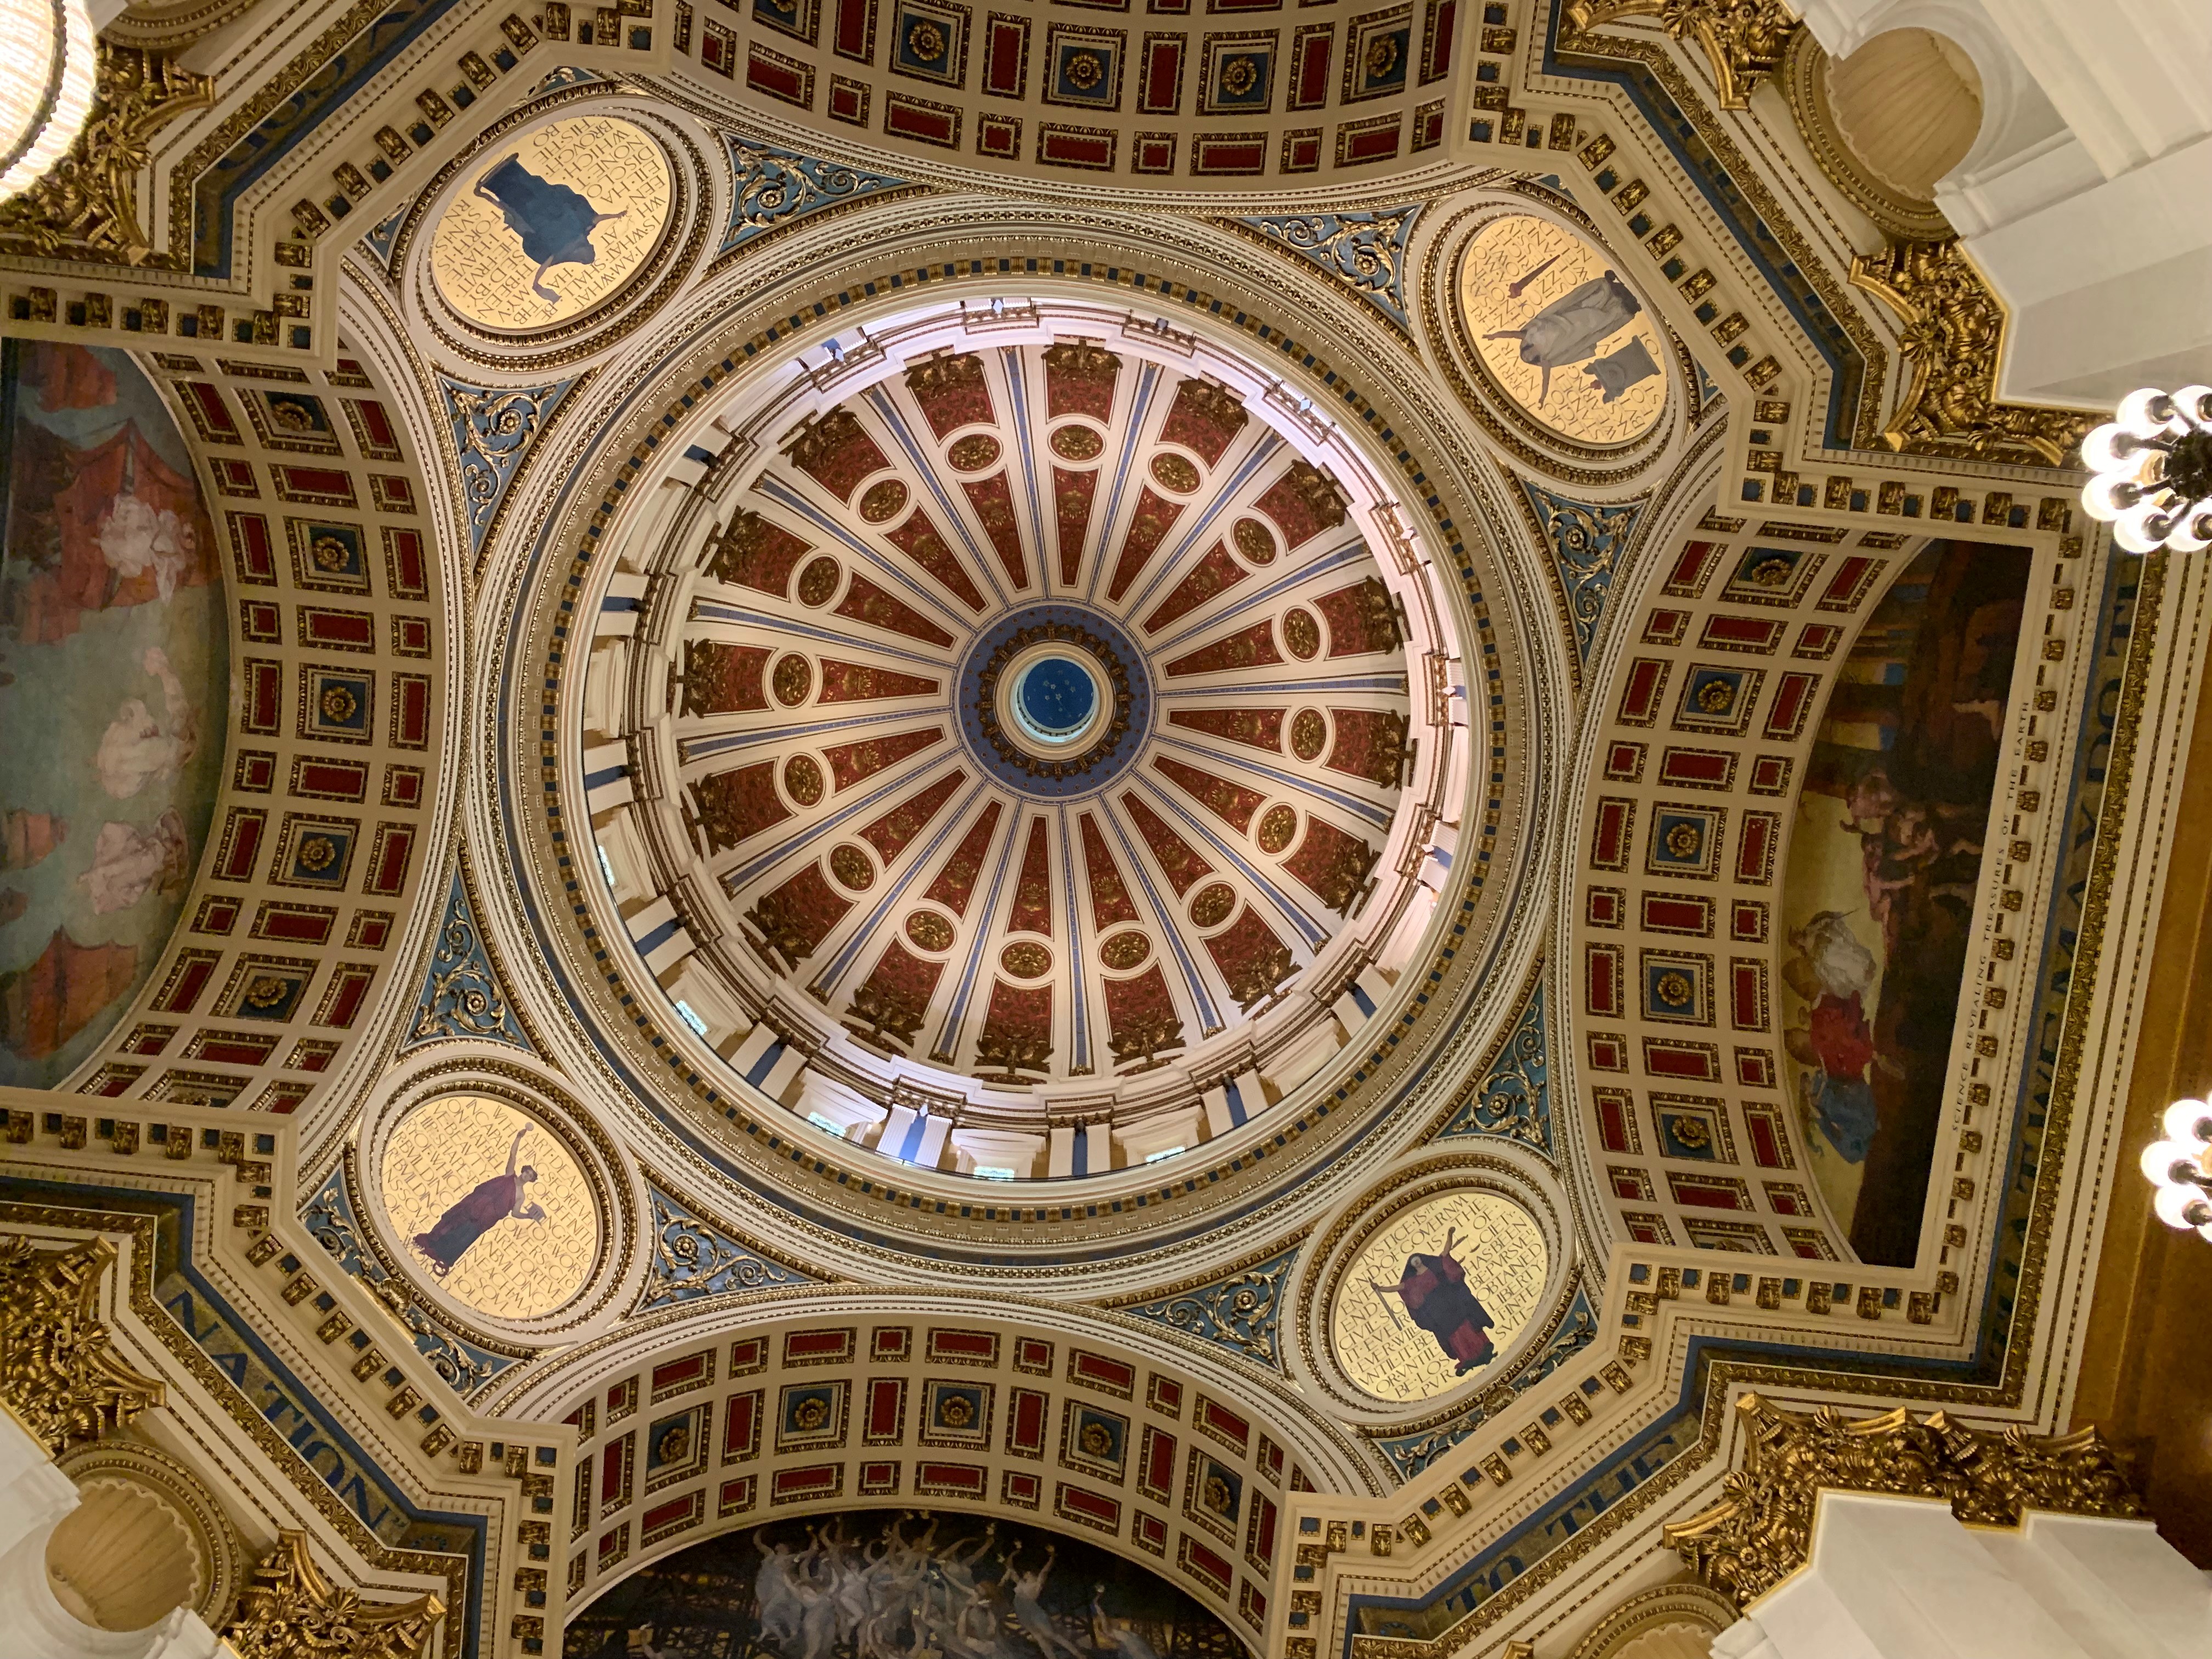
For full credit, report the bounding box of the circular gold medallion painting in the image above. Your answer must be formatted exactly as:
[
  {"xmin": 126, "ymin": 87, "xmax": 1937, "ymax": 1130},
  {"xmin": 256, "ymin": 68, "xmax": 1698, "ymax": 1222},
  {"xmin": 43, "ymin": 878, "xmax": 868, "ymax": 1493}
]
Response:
[
  {"xmin": 1331, "ymin": 1188, "xmax": 1548, "ymax": 1402},
  {"xmin": 380, "ymin": 1096, "xmax": 597, "ymax": 1319},
  {"xmin": 430, "ymin": 116, "xmax": 673, "ymax": 332},
  {"xmin": 1460, "ymin": 215, "xmax": 1667, "ymax": 445}
]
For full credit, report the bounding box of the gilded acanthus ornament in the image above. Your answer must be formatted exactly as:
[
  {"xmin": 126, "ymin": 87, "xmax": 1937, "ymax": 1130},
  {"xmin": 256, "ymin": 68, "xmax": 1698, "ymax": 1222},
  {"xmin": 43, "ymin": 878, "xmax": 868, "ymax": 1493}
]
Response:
[
  {"xmin": 221, "ymin": 1532, "xmax": 443, "ymax": 1659},
  {"xmin": 0, "ymin": 45, "xmax": 214, "ymax": 266},
  {"xmin": 0, "ymin": 1235, "xmax": 165, "ymax": 1454},
  {"xmin": 1664, "ymin": 1393, "xmax": 2142, "ymax": 1607},
  {"xmin": 1564, "ymin": 0, "xmax": 1801, "ymax": 109},
  {"xmin": 1849, "ymin": 238, "xmax": 2097, "ymax": 467}
]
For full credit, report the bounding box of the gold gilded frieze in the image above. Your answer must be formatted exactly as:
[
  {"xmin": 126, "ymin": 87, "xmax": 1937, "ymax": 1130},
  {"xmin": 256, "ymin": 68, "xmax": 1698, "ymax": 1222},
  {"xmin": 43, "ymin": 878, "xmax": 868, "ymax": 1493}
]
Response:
[
  {"xmin": 0, "ymin": 44, "xmax": 213, "ymax": 268},
  {"xmin": 1664, "ymin": 1392, "xmax": 2141, "ymax": 1607},
  {"xmin": 1564, "ymin": 0, "xmax": 1802, "ymax": 111},
  {"xmin": 1849, "ymin": 238, "xmax": 2096, "ymax": 469},
  {"xmin": 0, "ymin": 1233, "xmax": 165, "ymax": 1454}
]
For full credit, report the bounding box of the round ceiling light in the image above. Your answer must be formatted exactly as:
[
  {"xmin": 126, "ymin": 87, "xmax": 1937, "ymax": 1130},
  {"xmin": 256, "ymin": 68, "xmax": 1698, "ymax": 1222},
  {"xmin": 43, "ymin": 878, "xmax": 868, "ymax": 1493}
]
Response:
[{"xmin": 0, "ymin": 0, "xmax": 97, "ymax": 204}]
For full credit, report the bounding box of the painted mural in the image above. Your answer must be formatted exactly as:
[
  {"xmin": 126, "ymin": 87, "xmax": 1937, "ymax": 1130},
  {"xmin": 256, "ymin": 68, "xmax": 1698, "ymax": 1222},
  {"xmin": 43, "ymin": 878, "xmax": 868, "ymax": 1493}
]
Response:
[
  {"xmin": 1781, "ymin": 539, "xmax": 2030, "ymax": 1266},
  {"xmin": 380, "ymin": 1094, "xmax": 598, "ymax": 1319},
  {"xmin": 1330, "ymin": 1190, "xmax": 1547, "ymax": 1403},
  {"xmin": 430, "ymin": 115, "xmax": 674, "ymax": 331},
  {"xmin": 1459, "ymin": 215, "xmax": 1667, "ymax": 446},
  {"xmin": 0, "ymin": 342, "xmax": 225, "ymax": 1089},
  {"xmin": 564, "ymin": 1511, "xmax": 1245, "ymax": 1659}
]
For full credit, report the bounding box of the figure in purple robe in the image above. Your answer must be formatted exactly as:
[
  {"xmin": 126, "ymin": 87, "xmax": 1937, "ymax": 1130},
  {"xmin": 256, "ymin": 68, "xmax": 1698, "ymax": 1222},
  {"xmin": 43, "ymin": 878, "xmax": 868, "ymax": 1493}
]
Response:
[
  {"xmin": 411, "ymin": 1126, "xmax": 545, "ymax": 1275},
  {"xmin": 1484, "ymin": 270, "xmax": 1644, "ymax": 405},
  {"xmin": 1370, "ymin": 1227, "xmax": 1496, "ymax": 1374}
]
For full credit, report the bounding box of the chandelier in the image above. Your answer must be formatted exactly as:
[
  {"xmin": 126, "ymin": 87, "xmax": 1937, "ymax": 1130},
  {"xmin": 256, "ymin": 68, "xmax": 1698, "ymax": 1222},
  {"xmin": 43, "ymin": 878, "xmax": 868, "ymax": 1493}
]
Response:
[
  {"xmin": 2079, "ymin": 386, "xmax": 2212, "ymax": 554},
  {"xmin": 2142, "ymin": 1100, "xmax": 2212, "ymax": 1236},
  {"xmin": 0, "ymin": 0, "xmax": 97, "ymax": 203}
]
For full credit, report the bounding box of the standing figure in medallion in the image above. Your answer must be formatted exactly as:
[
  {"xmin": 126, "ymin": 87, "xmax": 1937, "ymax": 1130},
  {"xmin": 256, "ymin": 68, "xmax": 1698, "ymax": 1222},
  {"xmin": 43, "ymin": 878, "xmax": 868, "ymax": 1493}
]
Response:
[
  {"xmin": 1370, "ymin": 1228, "xmax": 1497, "ymax": 1375},
  {"xmin": 410, "ymin": 1126, "xmax": 546, "ymax": 1275}
]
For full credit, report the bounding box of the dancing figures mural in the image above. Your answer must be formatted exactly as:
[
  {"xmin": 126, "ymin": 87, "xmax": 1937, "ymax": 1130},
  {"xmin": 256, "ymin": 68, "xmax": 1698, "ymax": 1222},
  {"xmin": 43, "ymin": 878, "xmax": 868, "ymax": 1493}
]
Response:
[
  {"xmin": 563, "ymin": 1512, "xmax": 1245, "ymax": 1659},
  {"xmin": 1781, "ymin": 539, "xmax": 2030, "ymax": 1266},
  {"xmin": 0, "ymin": 342, "xmax": 224, "ymax": 1088}
]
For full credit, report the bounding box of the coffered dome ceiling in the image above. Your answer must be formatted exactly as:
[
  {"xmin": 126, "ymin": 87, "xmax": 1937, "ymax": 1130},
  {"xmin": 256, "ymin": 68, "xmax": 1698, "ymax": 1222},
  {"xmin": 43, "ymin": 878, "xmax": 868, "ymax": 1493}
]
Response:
[{"xmin": 581, "ymin": 307, "xmax": 1464, "ymax": 1161}]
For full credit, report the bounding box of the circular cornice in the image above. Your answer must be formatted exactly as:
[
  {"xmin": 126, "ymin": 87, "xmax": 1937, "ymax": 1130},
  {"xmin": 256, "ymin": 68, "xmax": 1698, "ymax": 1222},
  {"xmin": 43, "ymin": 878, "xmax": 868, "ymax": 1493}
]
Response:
[{"xmin": 471, "ymin": 199, "xmax": 1561, "ymax": 1277}]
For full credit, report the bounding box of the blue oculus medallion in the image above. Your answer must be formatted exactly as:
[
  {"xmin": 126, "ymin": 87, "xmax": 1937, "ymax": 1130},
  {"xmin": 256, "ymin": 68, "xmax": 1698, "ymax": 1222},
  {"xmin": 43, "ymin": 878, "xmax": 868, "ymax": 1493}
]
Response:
[{"xmin": 958, "ymin": 603, "xmax": 1150, "ymax": 798}]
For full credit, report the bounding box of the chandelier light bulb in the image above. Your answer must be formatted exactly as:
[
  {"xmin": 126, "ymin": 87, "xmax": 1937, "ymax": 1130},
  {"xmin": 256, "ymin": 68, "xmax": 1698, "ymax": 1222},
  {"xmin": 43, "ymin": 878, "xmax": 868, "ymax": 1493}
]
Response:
[
  {"xmin": 2162, "ymin": 1098, "xmax": 2212, "ymax": 1143},
  {"xmin": 2080, "ymin": 424, "xmax": 2140, "ymax": 473},
  {"xmin": 2139, "ymin": 1138, "xmax": 2198, "ymax": 1187},
  {"xmin": 2114, "ymin": 387, "xmax": 2179, "ymax": 438},
  {"xmin": 2081, "ymin": 387, "xmax": 2212, "ymax": 555},
  {"xmin": 2152, "ymin": 1182, "xmax": 2210, "ymax": 1231},
  {"xmin": 0, "ymin": 0, "xmax": 98, "ymax": 204}
]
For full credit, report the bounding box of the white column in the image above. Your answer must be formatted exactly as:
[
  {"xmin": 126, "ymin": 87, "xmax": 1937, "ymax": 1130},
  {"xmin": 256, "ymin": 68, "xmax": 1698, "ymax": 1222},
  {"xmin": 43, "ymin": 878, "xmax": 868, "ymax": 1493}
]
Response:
[
  {"xmin": 0, "ymin": 1413, "xmax": 233, "ymax": 1659},
  {"xmin": 1796, "ymin": 0, "xmax": 2212, "ymax": 405},
  {"xmin": 1713, "ymin": 1489, "xmax": 2211, "ymax": 1659}
]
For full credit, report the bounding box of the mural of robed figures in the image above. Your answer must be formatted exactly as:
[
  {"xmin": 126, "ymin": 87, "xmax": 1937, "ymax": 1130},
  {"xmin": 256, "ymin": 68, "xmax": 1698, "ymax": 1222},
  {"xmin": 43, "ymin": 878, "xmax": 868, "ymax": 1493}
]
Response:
[
  {"xmin": 0, "ymin": 341, "xmax": 225, "ymax": 1090},
  {"xmin": 563, "ymin": 1510, "xmax": 1245, "ymax": 1659},
  {"xmin": 1781, "ymin": 539, "xmax": 2030, "ymax": 1267},
  {"xmin": 410, "ymin": 1126, "xmax": 548, "ymax": 1276},
  {"xmin": 1369, "ymin": 1229, "xmax": 1496, "ymax": 1375}
]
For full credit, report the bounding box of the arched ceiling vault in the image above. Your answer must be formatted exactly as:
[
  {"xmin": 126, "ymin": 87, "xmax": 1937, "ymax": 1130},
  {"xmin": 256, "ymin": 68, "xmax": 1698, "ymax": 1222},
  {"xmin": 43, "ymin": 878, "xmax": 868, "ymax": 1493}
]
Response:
[{"xmin": 0, "ymin": 7, "xmax": 2181, "ymax": 1659}]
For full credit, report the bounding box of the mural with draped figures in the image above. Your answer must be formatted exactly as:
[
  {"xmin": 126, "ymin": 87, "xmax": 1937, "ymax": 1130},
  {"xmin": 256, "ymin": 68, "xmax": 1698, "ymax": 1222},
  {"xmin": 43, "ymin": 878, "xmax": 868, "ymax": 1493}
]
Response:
[
  {"xmin": 0, "ymin": 342, "xmax": 225, "ymax": 1088},
  {"xmin": 1781, "ymin": 539, "xmax": 2030, "ymax": 1266},
  {"xmin": 565, "ymin": 1511, "xmax": 1245, "ymax": 1659}
]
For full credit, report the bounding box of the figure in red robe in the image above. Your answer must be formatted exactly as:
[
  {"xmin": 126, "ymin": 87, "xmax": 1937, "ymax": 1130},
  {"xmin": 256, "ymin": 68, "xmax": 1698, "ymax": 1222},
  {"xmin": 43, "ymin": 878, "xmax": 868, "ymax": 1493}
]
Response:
[
  {"xmin": 1370, "ymin": 1228, "xmax": 1496, "ymax": 1374},
  {"xmin": 412, "ymin": 1127, "xmax": 545, "ymax": 1275}
]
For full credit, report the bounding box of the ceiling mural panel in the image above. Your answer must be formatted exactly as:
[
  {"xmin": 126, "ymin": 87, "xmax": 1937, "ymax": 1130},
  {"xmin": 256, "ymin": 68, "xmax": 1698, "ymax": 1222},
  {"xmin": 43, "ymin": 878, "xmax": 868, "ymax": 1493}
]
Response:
[
  {"xmin": 1331, "ymin": 1187, "xmax": 1548, "ymax": 1403},
  {"xmin": 381, "ymin": 1091, "xmax": 600, "ymax": 1318},
  {"xmin": 428, "ymin": 115, "xmax": 676, "ymax": 332},
  {"xmin": 0, "ymin": 342, "xmax": 227, "ymax": 1090},
  {"xmin": 1460, "ymin": 214, "xmax": 1667, "ymax": 446}
]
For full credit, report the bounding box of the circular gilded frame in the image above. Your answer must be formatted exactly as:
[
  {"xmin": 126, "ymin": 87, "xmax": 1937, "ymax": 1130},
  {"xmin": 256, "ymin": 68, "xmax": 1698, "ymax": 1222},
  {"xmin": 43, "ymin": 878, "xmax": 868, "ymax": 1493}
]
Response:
[
  {"xmin": 355, "ymin": 1058, "xmax": 642, "ymax": 1344},
  {"xmin": 1420, "ymin": 183, "xmax": 1695, "ymax": 487},
  {"xmin": 398, "ymin": 91, "xmax": 709, "ymax": 373},
  {"xmin": 1296, "ymin": 1148, "xmax": 1575, "ymax": 1418}
]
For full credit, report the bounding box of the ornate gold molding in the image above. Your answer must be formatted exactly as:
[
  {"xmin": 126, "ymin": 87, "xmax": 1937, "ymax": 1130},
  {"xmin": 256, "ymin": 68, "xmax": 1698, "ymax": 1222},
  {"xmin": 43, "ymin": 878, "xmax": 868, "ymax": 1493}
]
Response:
[
  {"xmin": 221, "ymin": 1532, "xmax": 444, "ymax": 1659},
  {"xmin": 1664, "ymin": 1393, "xmax": 2142, "ymax": 1607},
  {"xmin": 1848, "ymin": 238, "xmax": 2096, "ymax": 467},
  {"xmin": 1564, "ymin": 0, "xmax": 1802, "ymax": 109},
  {"xmin": 0, "ymin": 1235, "xmax": 165, "ymax": 1454},
  {"xmin": 0, "ymin": 44, "xmax": 213, "ymax": 267}
]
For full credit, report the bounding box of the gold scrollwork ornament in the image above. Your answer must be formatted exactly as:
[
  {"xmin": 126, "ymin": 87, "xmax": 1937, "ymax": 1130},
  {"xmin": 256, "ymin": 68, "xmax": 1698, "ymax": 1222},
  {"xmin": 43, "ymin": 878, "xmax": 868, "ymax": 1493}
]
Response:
[
  {"xmin": 1849, "ymin": 238, "xmax": 2097, "ymax": 467},
  {"xmin": 1564, "ymin": 0, "xmax": 1801, "ymax": 110},
  {"xmin": 1663, "ymin": 1392, "xmax": 2142, "ymax": 1608},
  {"xmin": 0, "ymin": 1235, "xmax": 165, "ymax": 1454},
  {"xmin": 221, "ymin": 1531, "xmax": 444, "ymax": 1659},
  {"xmin": 0, "ymin": 44, "xmax": 214, "ymax": 265}
]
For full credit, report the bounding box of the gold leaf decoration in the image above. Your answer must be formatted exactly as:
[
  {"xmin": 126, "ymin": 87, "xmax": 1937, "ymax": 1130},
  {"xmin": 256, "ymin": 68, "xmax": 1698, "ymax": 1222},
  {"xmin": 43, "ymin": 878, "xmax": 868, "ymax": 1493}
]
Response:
[
  {"xmin": 221, "ymin": 1531, "xmax": 443, "ymax": 1659},
  {"xmin": 1664, "ymin": 1392, "xmax": 2142, "ymax": 1608},
  {"xmin": 0, "ymin": 1235, "xmax": 165, "ymax": 1454},
  {"xmin": 1564, "ymin": 0, "xmax": 1801, "ymax": 110},
  {"xmin": 0, "ymin": 45, "xmax": 214, "ymax": 266},
  {"xmin": 1848, "ymin": 237, "xmax": 2096, "ymax": 467}
]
